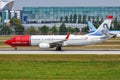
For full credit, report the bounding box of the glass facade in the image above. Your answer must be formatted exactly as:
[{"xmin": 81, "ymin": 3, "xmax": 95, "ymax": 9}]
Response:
[{"xmin": 22, "ymin": 7, "xmax": 120, "ymax": 23}]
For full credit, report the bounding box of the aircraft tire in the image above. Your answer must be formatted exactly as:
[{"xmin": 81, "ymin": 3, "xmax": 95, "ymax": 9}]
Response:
[
  {"xmin": 15, "ymin": 47, "xmax": 17, "ymax": 50},
  {"xmin": 56, "ymin": 46, "xmax": 62, "ymax": 51}
]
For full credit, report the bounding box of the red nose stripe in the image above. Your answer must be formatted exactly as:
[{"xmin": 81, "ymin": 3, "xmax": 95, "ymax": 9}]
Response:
[
  {"xmin": 21, "ymin": 35, "xmax": 31, "ymax": 46},
  {"xmin": 14, "ymin": 35, "xmax": 30, "ymax": 46}
]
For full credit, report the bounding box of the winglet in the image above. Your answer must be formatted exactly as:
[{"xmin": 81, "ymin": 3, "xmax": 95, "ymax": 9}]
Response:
[{"xmin": 65, "ymin": 33, "xmax": 70, "ymax": 40}]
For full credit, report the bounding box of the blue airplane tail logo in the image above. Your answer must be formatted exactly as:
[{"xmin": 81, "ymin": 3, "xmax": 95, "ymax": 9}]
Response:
[{"xmin": 88, "ymin": 21, "xmax": 96, "ymax": 32}]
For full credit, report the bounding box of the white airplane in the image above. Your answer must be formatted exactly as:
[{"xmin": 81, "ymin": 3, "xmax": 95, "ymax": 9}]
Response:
[
  {"xmin": 88, "ymin": 21, "xmax": 120, "ymax": 38},
  {"xmin": 5, "ymin": 16, "xmax": 113, "ymax": 51}
]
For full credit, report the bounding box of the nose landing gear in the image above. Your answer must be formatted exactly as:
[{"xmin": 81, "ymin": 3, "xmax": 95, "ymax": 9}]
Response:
[{"xmin": 14, "ymin": 47, "xmax": 17, "ymax": 50}]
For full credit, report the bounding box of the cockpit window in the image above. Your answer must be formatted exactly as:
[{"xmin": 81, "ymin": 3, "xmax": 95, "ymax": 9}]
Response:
[
  {"xmin": 9, "ymin": 37, "xmax": 14, "ymax": 40},
  {"xmin": 10, "ymin": 38, "xmax": 13, "ymax": 40}
]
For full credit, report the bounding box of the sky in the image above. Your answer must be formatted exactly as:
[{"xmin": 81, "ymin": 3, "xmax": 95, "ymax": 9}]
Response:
[{"xmin": 12, "ymin": 0, "xmax": 120, "ymax": 10}]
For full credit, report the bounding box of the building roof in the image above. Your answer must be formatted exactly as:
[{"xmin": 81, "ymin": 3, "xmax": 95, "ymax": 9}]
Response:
[{"xmin": 0, "ymin": 0, "xmax": 15, "ymax": 11}]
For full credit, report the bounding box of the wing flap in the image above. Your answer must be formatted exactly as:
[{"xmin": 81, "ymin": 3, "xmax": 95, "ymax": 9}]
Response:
[{"xmin": 49, "ymin": 33, "xmax": 70, "ymax": 46}]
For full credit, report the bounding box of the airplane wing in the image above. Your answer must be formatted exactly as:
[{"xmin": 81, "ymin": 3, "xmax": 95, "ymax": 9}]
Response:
[{"xmin": 49, "ymin": 33, "xmax": 70, "ymax": 46}]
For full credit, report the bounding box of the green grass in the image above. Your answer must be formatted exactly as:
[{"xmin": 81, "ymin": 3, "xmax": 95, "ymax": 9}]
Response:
[
  {"xmin": 0, "ymin": 61, "xmax": 120, "ymax": 80},
  {"xmin": 0, "ymin": 35, "xmax": 11, "ymax": 40},
  {"xmin": 0, "ymin": 54, "xmax": 120, "ymax": 80}
]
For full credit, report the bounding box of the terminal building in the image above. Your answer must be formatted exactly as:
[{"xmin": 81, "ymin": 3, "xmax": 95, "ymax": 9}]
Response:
[
  {"xmin": 0, "ymin": 1, "xmax": 120, "ymax": 29},
  {"xmin": 22, "ymin": 7, "xmax": 120, "ymax": 24}
]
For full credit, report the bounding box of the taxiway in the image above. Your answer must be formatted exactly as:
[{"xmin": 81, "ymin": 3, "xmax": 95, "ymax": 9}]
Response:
[{"xmin": 0, "ymin": 50, "xmax": 120, "ymax": 54}]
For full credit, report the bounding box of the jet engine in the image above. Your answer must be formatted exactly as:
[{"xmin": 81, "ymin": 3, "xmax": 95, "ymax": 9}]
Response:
[{"xmin": 39, "ymin": 43, "xmax": 50, "ymax": 48}]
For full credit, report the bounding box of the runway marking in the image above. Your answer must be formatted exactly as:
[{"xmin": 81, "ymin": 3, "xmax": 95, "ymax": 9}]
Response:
[{"xmin": 0, "ymin": 51, "xmax": 120, "ymax": 54}]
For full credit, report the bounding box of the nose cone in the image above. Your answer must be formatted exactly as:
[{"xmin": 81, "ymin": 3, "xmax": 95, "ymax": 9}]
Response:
[{"xmin": 5, "ymin": 39, "xmax": 11, "ymax": 45}]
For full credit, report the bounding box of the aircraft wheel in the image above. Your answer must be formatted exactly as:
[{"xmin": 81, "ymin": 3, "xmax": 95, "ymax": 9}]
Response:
[
  {"xmin": 113, "ymin": 35, "xmax": 116, "ymax": 38},
  {"xmin": 56, "ymin": 46, "xmax": 62, "ymax": 51},
  {"xmin": 15, "ymin": 47, "xmax": 17, "ymax": 50}
]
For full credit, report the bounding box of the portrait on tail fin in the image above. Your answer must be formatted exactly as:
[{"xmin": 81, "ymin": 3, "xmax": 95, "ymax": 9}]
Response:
[{"xmin": 102, "ymin": 23, "xmax": 109, "ymax": 37}]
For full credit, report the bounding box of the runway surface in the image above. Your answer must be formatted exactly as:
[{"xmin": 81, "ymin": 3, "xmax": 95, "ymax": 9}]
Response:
[{"xmin": 0, "ymin": 50, "xmax": 120, "ymax": 54}]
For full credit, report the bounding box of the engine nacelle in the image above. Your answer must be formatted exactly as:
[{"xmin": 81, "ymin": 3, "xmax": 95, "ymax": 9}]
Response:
[
  {"xmin": 117, "ymin": 34, "xmax": 120, "ymax": 37},
  {"xmin": 39, "ymin": 43, "xmax": 50, "ymax": 48}
]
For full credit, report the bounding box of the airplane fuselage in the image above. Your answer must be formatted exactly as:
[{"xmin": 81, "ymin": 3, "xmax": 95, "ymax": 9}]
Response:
[
  {"xmin": 5, "ymin": 35, "xmax": 108, "ymax": 48},
  {"xmin": 5, "ymin": 15, "xmax": 113, "ymax": 50}
]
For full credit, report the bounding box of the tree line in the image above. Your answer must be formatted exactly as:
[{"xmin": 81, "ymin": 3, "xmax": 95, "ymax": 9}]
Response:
[
  {"xmin": 0, "ymin": 17, "xmax": 120, "ymax": 35},
  {"xmin": 26, "ymin": 23, "xmax": 80, "ymax": 35},
  {"xmin": 0, "ymin": 18, "xmax": 80, "ymax": 35}
]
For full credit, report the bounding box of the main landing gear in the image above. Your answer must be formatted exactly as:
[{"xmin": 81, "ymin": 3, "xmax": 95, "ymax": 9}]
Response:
[
  {"xmin": 112, "ymin": 35, "xmax": 116, "ymax": 38},
  {"xmin": 14, "ymin": 47, "xmax": 17, "ymax": 50},
  {"xmin": 56, "ymin": 45, "xmax": 62, "ymax": 51}
]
